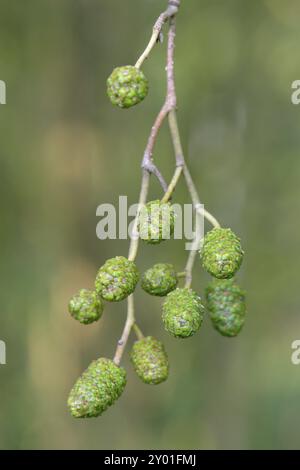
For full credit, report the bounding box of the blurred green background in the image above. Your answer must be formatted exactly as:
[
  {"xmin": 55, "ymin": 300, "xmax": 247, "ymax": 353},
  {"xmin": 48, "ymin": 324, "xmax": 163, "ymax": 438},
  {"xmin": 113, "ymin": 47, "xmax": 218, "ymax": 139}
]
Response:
[{"xmin": 0, "ymin": 0, "xmax": 299, "ymax": 450}]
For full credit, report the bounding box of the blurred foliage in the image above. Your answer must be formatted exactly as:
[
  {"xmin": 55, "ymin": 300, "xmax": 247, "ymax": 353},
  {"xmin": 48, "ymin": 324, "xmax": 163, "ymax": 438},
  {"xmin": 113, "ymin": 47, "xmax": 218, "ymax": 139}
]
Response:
[{"xmin": 0, "ymin": 0, "xmax": 300, "ymax": 450}]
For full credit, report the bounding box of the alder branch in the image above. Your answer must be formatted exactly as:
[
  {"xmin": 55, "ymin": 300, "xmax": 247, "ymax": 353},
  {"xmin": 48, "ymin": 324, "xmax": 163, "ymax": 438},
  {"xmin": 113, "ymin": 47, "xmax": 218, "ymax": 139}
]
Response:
[
  {"xmin": 113, "ymin": 294, "xmax": 135, "ymax": 366},
  {"xmin": 128, "ymin": 169, "xmax": 150, "ymax": 262},
  {"xmin": 113, "ymin": 1, "xmax": 181, "ymax": 364},
  {"xmin": 137, "ymin": 1, "xmax": 181, "ymax": 190},
  {"xmin": 114, "ymin": 0, "xmax": 220, "ymax": 363},
  {"xmin": 142, "ymin": 4, "xmax": 182, "ymax": 175},
  {"xmin": 164, "ymin": 15, "xmax": 221, "ymax": 288}
]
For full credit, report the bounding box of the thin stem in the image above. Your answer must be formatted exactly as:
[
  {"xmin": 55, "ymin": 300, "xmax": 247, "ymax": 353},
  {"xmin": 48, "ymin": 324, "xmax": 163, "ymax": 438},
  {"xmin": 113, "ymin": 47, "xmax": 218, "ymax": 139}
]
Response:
[
  {"xmin": 162, "ymin": 17, "xmax": 220, "ymax": 228},
  {"xmin": 142, "ymin": 13, "xmax": 180, "ymax": 171},
  {"xmin": 114, "ymin": 177, "xmax": 148, "ymax": 365},
  {"xmin": 113, "ymin": 294, "xmax": 135, "ymax": 366},
  {"xmin": 164, "ymin": 16, "xmax": 199, "ymax": 290},
  {"xmin": 135, "ymin": 30, "xmax": 161, "ymax": 70},
  {"xmin": 142, "ymin": 102, "xmax": 170, "ymax": 170},
  {"xmin": 128, "ymin": 169, "xmax": 150, "ymax": 262},
  {"xmin": 160, "ymin": 19, "xmax": 186, "ymax": 204},
  {"xmin": 168, "ymin": 110, "xmax": 184, "ymax": 167},
  {"xmin": 161, "ymin": 166, "xmax": 182, "ymax": 202},
  {"xmin": 164, "ymin": 14, "xmax": 220, "ymax": 289},
  {"xmin": 132, "ymin": 323, "xmax": 144, "ymax": 340},
  {"xmin": 181, "ymin": 174, "xmax": 220, "ymax": 288},
  {"xmin": 183, "ymin": 165, "xmax": 221, "ymax": 228},
  {"xmin": 135, "ymin": 2, "xmax": 180, "ymax": 69},
  {"xmin": 183, "ymin": 205, "xmax": 203, "ymax": 289},
  {"xmin": 196, "ymin": 205, "xmax": 221, "ymax": 229},
  {"xmin": 184, "ymin": 249, "xmax": 198, "ymax": 289},
  {"xmin": 183, "ymin": 165, "xmax": 200, "ymax": 206},
  {"xmin": 161, "ymin": 106, "xmax": 185, "ymax": 203}
]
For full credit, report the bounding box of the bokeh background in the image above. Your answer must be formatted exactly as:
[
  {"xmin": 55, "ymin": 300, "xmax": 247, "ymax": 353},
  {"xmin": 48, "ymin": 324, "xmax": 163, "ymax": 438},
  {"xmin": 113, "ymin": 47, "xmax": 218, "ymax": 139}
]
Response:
[{"xmin": 0, "ymin": 0, "xmax": 299, "ymax": 450}]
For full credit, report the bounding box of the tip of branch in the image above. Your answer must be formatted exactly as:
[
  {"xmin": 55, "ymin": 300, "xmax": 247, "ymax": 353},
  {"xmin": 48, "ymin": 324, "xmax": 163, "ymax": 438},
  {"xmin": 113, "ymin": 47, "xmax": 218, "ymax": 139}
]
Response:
[{"xmin": 168, "ymin": 0, "xmax": 180, "ymax": 8}]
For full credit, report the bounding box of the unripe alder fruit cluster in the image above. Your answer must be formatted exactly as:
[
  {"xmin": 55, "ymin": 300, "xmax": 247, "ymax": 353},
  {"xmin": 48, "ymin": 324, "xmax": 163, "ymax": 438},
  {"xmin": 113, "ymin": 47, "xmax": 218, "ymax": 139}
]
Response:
[
  {"xmin": 67, "ymin": 29, "xmax": 246, "ymax": 418},
  {"xmin": 68, "ymin": 226, "xmax": 245, "ymax": 418}
]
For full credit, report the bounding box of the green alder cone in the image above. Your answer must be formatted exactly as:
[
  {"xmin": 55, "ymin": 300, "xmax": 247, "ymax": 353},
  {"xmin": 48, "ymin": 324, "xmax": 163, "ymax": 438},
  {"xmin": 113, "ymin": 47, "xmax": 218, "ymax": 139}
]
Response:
[
  {"xmin": 205, "ymin": 279, "xmax": 246, "ymax": 337},
  {"xmin": 141, "ymin": 263, "xmax": 178, "ymax": 296},
  {"xmin": 162, "ymin": 288, "xmax": 204, "ymax": 338},
  {"xmin": 107, "ymin": 65, "xmax": 149, "ymax": 108},
  {"xmin": 68, "ymin": 358, "xmax": 127, "ymax": 418},
  {"xmin": 95, "ymin": 256, "xmax": 139, "ymax": 302},
  {"xmin": 68, "ymin": 289, "xmax": 104, "ymax": 325},
  {"xmin": 200, "ymin": 228, "xmax": 244, "ymax": 279},
  {"xmin": 138, "ymin": 200, "xmax": 175, "ymax": 245},
  {"xmin": 130, "ymin": 336, "xmax": 169, "ymax": 385}
]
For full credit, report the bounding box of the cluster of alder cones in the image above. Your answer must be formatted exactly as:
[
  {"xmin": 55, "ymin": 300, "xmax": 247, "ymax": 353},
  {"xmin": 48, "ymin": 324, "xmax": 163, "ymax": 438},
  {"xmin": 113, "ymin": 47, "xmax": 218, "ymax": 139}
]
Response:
[{"xmin": 67, "ymin": 64, "xmax": 245, "ymax": 419}]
